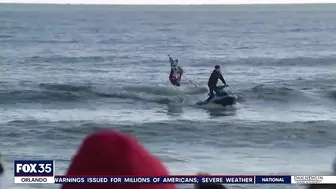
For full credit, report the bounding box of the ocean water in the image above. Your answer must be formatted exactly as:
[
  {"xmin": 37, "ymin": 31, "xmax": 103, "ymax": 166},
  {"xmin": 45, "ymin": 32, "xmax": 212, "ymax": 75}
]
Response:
[{"xmin": 1, "ymin": 3, "xmax": 336, "ymax": 189}]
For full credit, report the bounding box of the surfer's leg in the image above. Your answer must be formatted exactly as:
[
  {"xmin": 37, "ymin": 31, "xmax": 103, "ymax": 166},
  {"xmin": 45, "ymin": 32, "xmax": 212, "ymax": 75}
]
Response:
[
  {"xmin": 170, "ymin": 80, "xmax": 174, "ymax": 85},
  {"xmin": 170, "ymin": 79, "xmax": 180, "ymax": 87},
  {"xmin": 214, "ymin": 86, "xmax": 220, "ymax": 94},
  {"xmin": 169, "ymin": 77, "xmax": 177, "ymax": 86},
  {"xmin": 208, "ymin": 85, "xmax": 215, "ymax": 97}
]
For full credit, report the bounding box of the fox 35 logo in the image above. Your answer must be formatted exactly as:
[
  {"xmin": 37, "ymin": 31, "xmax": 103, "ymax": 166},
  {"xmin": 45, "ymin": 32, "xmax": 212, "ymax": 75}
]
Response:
[{"xmin": 14, "ymin": 160, "xmax": 54, "ymax": 176}]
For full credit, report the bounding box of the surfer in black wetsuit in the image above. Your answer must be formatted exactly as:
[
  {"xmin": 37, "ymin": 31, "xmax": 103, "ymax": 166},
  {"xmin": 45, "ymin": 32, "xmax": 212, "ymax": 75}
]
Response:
[
  {"xmin": 0, "ymin": 153, "xmax": 4, "ymax": 188},
  {"xmin": 0, "ymin": 154, "xmax": 3, "ymax": 175},
  {"xmin": 207, "ymin": 65, "xmax": 227, "ymax": 98}
]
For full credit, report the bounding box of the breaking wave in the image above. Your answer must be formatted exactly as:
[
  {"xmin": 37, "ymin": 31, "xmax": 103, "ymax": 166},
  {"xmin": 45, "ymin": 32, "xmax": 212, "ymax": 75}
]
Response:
[{"xmin": 0, "ymin": 81, "xmax": 334, "ymax": 106}]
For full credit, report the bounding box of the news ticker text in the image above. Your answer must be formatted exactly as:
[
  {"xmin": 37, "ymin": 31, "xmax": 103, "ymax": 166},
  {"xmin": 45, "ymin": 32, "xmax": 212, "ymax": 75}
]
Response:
[
  {"xmin": 14, "ymin": 175, "xmax": 336, "ymax": 184},
  {"xmin": 13, "ymin": 160, "xmax": 336, "ymax": 184}
]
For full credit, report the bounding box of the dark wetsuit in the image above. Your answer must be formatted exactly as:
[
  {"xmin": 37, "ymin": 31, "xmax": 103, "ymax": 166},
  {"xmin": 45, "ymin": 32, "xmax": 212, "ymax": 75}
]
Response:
[
  {"xmin": 207, "ymin": 70, "xmax": 226, "ymax": 97},
  {"xmin": 0, "ymin": 158, "xmax": 3, "ymax": 175}
]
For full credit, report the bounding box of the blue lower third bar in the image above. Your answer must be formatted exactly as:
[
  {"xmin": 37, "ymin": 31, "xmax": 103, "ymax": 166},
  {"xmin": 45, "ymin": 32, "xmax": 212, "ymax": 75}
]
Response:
[{"xmin": 255, "ymin": 176, "xmax": 291, "ymax": 184}]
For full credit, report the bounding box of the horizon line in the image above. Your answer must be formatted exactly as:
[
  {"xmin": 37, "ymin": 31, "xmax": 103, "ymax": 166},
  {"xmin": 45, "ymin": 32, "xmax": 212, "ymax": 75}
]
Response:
[{"xmin": 1, "ymin": 2, "xmax": 336, "ymax": 5}]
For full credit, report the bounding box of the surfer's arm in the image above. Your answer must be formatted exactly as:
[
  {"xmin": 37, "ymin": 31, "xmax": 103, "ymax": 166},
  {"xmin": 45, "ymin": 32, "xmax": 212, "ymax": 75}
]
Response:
[
  {"xmin": 179, "ymin": 66, "xmax": 184, "ymax": 74},
  {"xmin": 219, "ymin": 74, "xmax": 226, "ymax": 85},
  {"xmin": 169, "ymin": 57, "xmax": 174, "ymax": 66}
]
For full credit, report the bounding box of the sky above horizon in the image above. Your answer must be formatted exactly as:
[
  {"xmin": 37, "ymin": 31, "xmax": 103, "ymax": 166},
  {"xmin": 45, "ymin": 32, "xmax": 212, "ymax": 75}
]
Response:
[{"xmin": 1, "ymin": 0, "xmax": 336, "ymax": 4}]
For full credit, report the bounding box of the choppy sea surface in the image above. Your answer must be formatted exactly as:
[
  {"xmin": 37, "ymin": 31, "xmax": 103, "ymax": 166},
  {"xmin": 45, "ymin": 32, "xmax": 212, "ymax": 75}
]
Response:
[{"xmin": 1, "ymin": 3, "xmax": 336, "ymax": 189}]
